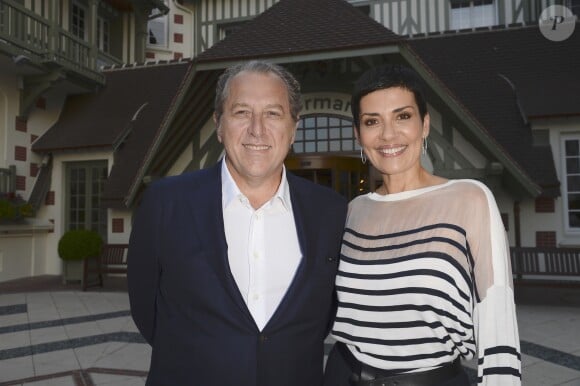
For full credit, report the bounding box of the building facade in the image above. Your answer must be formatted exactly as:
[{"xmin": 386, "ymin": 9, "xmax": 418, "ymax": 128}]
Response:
[
  {"xmin": 0, "ymin": 0, "xmax": 169, "ymax": 281},
  {"xmin": 1, "ymin": 0, "xmax": 579, "ymax": 282}
]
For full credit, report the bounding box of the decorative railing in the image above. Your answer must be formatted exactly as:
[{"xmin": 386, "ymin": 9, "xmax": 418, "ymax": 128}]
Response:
[
  {"xmin": 0, "ymin": 0, "xmax": 49, "ymax": 54},
  {"xmin": 55, "ymin": 29, "xmax": 94, "ymax": 75},
  {"xmin": 510, "ymin": 246, "xmax": 580, "ymax": 282},
  {"xmin": 0, "ymin": 0, "xmax": 104, "ymax": 83}
]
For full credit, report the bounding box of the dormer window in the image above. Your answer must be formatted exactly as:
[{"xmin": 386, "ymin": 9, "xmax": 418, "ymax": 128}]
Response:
[{"xmin": 450, "ymin": 0, "xmax": 497, "ymax": 30}]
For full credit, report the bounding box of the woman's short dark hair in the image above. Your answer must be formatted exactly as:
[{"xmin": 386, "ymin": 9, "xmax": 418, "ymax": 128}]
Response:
[
  {"xmin": 351, "ymin": 64, "xmax": 428, "ymax": 131},
  {"xmin": 214, "ymin": 60, "xmax": 302, "ymax": 123}
]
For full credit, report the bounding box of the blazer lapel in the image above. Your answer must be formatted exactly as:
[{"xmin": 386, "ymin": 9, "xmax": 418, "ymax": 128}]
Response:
[
  {"xmin": 187, "ymin": 162, "xmax": 256, "ymax": 327},
  {"xmin": 264, "ymin": 173, "xmax": 315, "ymax": 329}
]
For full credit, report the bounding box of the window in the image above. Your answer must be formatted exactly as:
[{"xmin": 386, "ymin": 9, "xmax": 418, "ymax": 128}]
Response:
[
  {"xmin": 292, "ymin": 115, "xmax": 358, "ymax": 154},
  {"xmin": 562, "ymin": 137, "xmax": 580, "ymax": 230},
  {"xmin": 65, "ymin": 161, "xmax": 108, "ymax": 238},
  {"xmin": 450, "ymin": 0, "xmax": 497, "ymax": 30},
  {"xmin": 97, "ymin": 17, "xmax": 110, "ymax": 52},
  {"xmin": 148, "ymin": 4, "xmax": 168, "ymax": 47},
  {"xmin": 568, "ymin": 0, "xmax": 580, "ymax": 16},
  {"xmin": 71, "ymin": 2, "xmax": 87, "ymax": 40}
]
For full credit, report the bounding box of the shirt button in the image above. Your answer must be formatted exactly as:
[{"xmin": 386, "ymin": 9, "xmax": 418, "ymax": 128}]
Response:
[{"xmin": 252, "ymin": 293, "xmax": 259, "ymax": 300}]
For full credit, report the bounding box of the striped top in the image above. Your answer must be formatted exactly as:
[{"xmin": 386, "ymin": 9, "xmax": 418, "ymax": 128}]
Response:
[{"xmin": 330, "ymin": 179, "xmax": 521, "ymax": 385}]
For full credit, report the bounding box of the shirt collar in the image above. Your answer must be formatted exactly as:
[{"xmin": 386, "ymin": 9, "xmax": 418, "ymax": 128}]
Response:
[{"xmin": 221, "ymin": 157, "xmax": 292, "ymax": 211}]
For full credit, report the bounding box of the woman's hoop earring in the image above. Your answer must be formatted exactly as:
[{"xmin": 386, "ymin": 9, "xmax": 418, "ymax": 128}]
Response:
[
  {"xmin": 422, "ymin": 136, "xmax": 428, "ymax": 156},
  {"xmin": 360, "ymin": 148, "xmax": 367, "ymax": 164}
]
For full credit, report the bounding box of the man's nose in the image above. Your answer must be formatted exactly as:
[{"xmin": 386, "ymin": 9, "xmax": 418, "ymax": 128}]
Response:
[{"xmin": 248, "ymin": 114, "xmax": 265, "ymax": 137}]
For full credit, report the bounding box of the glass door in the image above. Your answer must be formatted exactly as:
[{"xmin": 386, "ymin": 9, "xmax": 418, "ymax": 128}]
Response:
[{"xmin": 285, "ymin": 155, "xmax": 370, "ymax": 200}]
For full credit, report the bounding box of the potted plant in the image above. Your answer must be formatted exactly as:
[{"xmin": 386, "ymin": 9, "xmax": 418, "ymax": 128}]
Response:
[
  {"xmin": 58, "ymin": 229, "xmax": 103, "ymax": 285},
  {"xmin": 0, "ymin": 193, "xmax": 33, "ymax": 223}
]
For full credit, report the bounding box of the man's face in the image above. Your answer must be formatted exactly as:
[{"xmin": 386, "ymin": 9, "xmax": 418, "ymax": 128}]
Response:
[{"xmin": 216, "ymin": 70, "xmax": 297, "ymax": 188}]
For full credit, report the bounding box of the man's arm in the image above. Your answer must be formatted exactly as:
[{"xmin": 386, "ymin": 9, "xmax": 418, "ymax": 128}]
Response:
[{"xmin": 127, "ymin": 184, "xmax": 162, "ymax": 345}]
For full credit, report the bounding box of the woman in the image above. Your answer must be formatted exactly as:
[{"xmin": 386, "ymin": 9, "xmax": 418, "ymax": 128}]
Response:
[{"xmin": 324, "ymin": 65, "xmax": 521, "ymax": 386}]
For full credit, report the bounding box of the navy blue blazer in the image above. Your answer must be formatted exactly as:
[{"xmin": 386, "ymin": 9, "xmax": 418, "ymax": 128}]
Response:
[{"xmin": 128, "ymin": 161, "xmax": 347, "ymax": 386}]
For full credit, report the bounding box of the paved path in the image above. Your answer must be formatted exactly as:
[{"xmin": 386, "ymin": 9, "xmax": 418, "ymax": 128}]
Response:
[{"xmin": 0, "ymin": 277, "xmax": 579, "ymax": 385}]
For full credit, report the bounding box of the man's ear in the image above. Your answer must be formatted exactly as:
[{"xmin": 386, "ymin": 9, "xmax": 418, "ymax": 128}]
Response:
[
  {"xmin": 214, "ymin": 113, "xmax": 223, "ymax": 143},
  {"xmin": 290, "ymin": 118, "xmax": 299, "ymax": 144}
]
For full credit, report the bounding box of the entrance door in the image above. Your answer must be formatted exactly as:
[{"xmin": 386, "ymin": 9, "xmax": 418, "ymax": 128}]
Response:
[{"xmin": 285, "ymin": 155, "xmax": 369, "ymax": 200}]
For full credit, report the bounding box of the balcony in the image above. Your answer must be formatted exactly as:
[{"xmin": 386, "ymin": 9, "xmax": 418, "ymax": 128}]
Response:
[{"xmin": 0, "ymin": 0, "xmax": 109, "ymax": 85}]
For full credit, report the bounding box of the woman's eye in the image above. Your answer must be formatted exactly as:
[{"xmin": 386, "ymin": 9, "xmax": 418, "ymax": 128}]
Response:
[
  {"xmin": 363, "ymin": 119, "xmax": 378, "ymax": 126},
  {"xmin": 397, "ymin": 112, "xmax": 411, "ymax": 120}
]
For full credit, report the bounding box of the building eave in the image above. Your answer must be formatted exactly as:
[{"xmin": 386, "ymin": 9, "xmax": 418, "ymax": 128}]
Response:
[{"xmin": 196, "ymin": 45, "xmax": 401, "ymax": 71}]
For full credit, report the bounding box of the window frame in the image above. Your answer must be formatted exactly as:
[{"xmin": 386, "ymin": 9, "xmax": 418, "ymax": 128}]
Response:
[
  {"xmin": 97, "ymin": 17, "xmax": 110, "ymax": 53},
  {"xmin": 71, "ymin": 1, "xmax": 88, "ymax": 41},
  {"xmin": 147, "ymin": 1, "xmax": 169, "ymax": 48},
  {"xmin": 561, "ymin": 134, "xmax": 580, "ymax": 233},
  {"xmin": 64, "ymin": 160, "xmax": 108, "ymax": 239},
  {"xmin": 449, "ymin": 0, "xmax": 498, "ymax": 30},
  {"xmin": 292, "ymin": 114, "xmax": 358, "ymax": 155},
  {"xmin": 567, "ymin": 0, "xmax": 580, "ymax": 15}
]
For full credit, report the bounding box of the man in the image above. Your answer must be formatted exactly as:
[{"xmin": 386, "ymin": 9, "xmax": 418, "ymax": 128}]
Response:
[{"xmin": 128, "ymin": 60, "xmax": 347, "ymax": 386}]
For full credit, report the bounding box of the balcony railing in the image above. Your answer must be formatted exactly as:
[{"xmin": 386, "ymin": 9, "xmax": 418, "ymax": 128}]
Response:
[
  {"xmin": 0, "ymin": 0, "xmax": 49, "ymax": 53},
  {"xmin": 0, "ymin": 0, "xmax": 104, "ymax": 84},
  {"xmin": 54, "ymin": 29, "xmax": 95, "ymax": 77}
]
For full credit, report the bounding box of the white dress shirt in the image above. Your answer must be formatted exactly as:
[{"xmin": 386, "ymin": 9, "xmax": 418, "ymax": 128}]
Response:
[{"xmin": 221, "ymin": 160, "xmax": 302, "ymax": 331}]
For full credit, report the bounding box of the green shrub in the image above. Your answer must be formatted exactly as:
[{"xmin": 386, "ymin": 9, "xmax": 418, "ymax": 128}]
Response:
[
  {"xmin": 58, "ymin": 230, "xmax": 103, "ymax": 261},
  {"xmin": 0, "ymin": 194, "xmax": 33, "ymax": 221}
]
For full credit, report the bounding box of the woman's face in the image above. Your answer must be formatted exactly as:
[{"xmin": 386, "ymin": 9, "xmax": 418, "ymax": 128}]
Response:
[{"xmin": 356, "ymin": 87, "xmax": 429, "ymax": 180}]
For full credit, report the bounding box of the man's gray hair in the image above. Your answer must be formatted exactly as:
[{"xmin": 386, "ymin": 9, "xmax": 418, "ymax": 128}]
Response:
[{"xmin": 214, "ymin": 60, "xmax": 302, "ymax": 123}]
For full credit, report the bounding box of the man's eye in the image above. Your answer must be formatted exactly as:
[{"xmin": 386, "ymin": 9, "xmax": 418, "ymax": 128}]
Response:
[
  {"xmin": 265, "ymin": 111, "xmax": 282, "ymax": 117},
  {"xmin": 234, "ymin": 110, "xmax": 250, "ymax": 116}
]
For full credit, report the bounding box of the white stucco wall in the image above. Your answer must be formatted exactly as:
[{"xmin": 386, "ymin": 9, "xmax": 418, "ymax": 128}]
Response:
[
  {"xmin": 108, "ymin": 208, "xmax": 132, "ymax": 244},
  {"xmin": 0, "ymin": 225, "xmax": 51, "ymax": 282},
  {"xmin": 0, "ymin": 75, "xmax": 21, "ymax": 169}
]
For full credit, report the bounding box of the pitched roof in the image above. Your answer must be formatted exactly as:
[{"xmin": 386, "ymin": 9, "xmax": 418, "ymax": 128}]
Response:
[
  {"xmin": 196, "ymin": 0, "xmax": 401, "ymax": 63},
  {"xmin": 32, "ymin": 60, "xmax": 191, "ymax": 207},
  {"xmin": 407, "ymin": 24, "xmax": 578, "ymax": 196}
]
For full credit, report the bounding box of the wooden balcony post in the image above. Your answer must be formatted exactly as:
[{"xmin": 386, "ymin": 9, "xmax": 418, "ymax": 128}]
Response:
[
  {"xmin": 46, "ymin": 0, "xmax": 59, "ymax": 59},
  {"xmin": 87, "ymin": 0, "xmax": 99, "ymax": 71}
]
